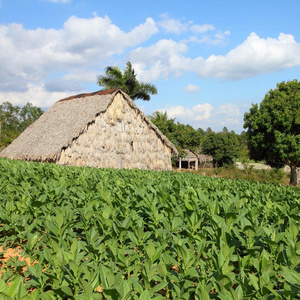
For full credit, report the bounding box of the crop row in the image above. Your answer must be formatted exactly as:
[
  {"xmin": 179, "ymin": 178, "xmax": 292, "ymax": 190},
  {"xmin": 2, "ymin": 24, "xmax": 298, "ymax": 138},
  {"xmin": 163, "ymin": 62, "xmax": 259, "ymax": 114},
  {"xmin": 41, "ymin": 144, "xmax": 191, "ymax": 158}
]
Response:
[{"xmin": 0, "ymin": 158, "xmax": 299, "ymax": 299}]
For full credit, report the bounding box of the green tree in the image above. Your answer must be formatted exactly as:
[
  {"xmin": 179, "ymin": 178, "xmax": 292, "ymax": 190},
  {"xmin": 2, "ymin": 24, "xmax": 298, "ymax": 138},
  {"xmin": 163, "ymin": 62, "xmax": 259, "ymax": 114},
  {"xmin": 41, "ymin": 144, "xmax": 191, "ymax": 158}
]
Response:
[
  {"xmin": 149, "ymin": 111, "xmax": 177, "ymax": 145},
  {"xmin": 202, "ymin": 131, "xmax": 240, "ymax": 167},
  {"xmin": 150, "ymin": 111, "xmax": 169, "ymax": 125},
  {"xmin": 97, "ymin": 62, "xmax": 157, "ymax": 100},
  {"xmin": 150, "ymin": 111, "xmax": 204, "ymax": 151},
  {"xmin": 19, "ymin": 102, "xmax": 44, "ymax": 132},
  {"xmin": 0, "ymin": 102, "xmax": 20, "ymax": 147},
  {"xmin": 244, "ymin": 80, "xmax": 300, "ymax": 185},
  {"xmin": 171, "ymin": 123, "xmax": 203, "ymax": 150},
  {"xmin": 0, "ymin": 101, "xmax": 43, "ymax": 149}
]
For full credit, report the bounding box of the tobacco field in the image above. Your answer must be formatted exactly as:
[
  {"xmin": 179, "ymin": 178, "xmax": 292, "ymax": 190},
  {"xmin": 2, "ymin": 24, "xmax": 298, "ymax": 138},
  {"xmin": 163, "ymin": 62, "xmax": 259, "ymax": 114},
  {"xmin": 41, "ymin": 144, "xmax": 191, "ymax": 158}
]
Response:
[{"xmin": 0, "ymin": 158, "xmax": 299, "ymax": 299}]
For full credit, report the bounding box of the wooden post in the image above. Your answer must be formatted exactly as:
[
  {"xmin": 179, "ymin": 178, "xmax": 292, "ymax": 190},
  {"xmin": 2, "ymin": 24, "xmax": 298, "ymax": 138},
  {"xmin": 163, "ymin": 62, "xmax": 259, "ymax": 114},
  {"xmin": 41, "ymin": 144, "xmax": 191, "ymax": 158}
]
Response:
[
  {"xmin": 179, "ymin": 157, "xmax": 182, "ymax": 170},
  {"xmin": 195, "ymin": 159, "xmax": 198, "ymax": 171}
]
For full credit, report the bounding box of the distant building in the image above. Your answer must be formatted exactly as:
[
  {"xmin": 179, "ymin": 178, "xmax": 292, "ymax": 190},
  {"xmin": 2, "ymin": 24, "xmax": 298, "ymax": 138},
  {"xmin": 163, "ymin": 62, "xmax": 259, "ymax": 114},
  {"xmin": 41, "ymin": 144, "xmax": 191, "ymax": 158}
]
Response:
[
  {"xmin": 178, "ymin": 149, "xmax": 213, "ymax": 170},
  {"xmin": 1, "ymin": 89, "xmax": 177, "ymax": 171}
]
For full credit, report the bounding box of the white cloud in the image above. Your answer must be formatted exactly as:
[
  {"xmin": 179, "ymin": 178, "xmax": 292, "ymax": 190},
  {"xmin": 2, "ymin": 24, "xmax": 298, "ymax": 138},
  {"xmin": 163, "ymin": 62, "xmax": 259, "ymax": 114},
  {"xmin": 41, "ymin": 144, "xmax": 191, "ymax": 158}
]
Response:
[
  {"xmin": 198, "ymin": 32, "xmax": 300, "ymax": 79},
  {"xmin": 0, "ymin": 16, "xmax": 158, "ymax": 92},
  {"xmin": 158, "ymin": 14, "xmax": 191, "ymax": 34},
  {"xmin": 157, "ymin": 102, "xmax": 244, "ymax": 132},
  {"xmin": 157, "ymin": 15, "xmax": 228, "ymax": 45},
  {"xmin": 159, "ymin": 103, "xmax": 213, "ymax": 122},
  {"xmin": 190, "ymin": 24, "xmax": 215, "ymax": 33},
  {"xmin": 130, "ymin": 32, "xmax": 300, "ymax": 81},
  {"xmin": 188, "ymin": 29, "xmax": 230, "ymax": 45},
  {"xmin": 0, "ymin": 83, "xmax": 77, "ymax": 108},
  {"xmin": 214, "ymin": 103, "xmax": 241, "ymax": 126},
  {"xmin": 129, "ymin": 39, "xmax": 189, "ymax": 81},
  {"xmin": 184, "ymin": 84, "xmax": 200, "ymax": 93}
]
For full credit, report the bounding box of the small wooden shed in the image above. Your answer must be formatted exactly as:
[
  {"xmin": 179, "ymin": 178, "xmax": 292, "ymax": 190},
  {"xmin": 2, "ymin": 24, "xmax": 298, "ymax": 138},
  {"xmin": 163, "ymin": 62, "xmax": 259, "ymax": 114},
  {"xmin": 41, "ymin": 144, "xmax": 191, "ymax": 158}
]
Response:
[
  {"xmin": 0, "ymin": 89, "xmax": 177, "ymax": 171},
  {"xmin": 178, "ymin": 149, "xmax": 199, "ymax": 170},
  {"xmin": 178, "ymin": 149, "xmax": 213, "ymax": 170}
]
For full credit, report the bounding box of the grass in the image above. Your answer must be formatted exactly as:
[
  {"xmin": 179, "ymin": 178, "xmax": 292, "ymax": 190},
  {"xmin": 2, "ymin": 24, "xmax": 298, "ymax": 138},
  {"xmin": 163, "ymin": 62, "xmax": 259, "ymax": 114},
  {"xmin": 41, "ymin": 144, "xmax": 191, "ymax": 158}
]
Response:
[{"xmin": 177, "ymin": 166, "xmax": 291, "ymax": 186}]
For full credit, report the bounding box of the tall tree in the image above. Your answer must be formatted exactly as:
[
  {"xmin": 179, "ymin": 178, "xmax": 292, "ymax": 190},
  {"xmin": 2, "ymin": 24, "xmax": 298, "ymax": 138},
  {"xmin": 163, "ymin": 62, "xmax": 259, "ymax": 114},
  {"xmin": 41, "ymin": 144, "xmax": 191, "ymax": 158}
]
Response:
[
  {"xmin": 0, "ymin": 102, "xmax": 20, "ymax": 147},
  {"xmin": 97, "ymin": 62, "xmax": 157, "ymax": 101},
  {"xmin": 202, "ymin": 131, "xmax": 240, "ymax": 167},
  {"xmin": 19, "ymin": 103, "xmax": 44, "ymax": 132},
  {"xmin": 0, "ymin": 101, "xmax": 43, "ymax": 149},
  {"xmin": 244, "ymin": 80, "xmax": 300, "ymax": 185},
  {"xmin": 150, "ymin": 111, "xmax": 204, "ymax": 150}
]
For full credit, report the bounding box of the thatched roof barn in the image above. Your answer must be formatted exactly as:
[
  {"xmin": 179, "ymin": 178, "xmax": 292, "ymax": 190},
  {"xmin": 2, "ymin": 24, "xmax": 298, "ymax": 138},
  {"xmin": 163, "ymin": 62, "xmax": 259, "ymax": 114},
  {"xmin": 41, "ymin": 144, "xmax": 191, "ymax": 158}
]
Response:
[
  {"xmin": 0, "ymin": 89, "xmax": 177, "ymax": 171},
  {"xmin": 178, "ymin": 149, "xmax": 213, "ymax": 170}
]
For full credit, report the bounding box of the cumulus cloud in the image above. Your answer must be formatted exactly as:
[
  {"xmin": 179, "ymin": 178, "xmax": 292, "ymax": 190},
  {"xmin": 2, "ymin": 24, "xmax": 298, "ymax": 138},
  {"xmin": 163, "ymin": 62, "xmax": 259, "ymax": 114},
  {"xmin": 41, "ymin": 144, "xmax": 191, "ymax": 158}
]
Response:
[
  {"xmin": 130, "ymin": 39, "xmax": 189, "ymax": 81},
  {"xmin": 158, "ymin": 14, "xmax": 191, "ymax": 34},
  {"xmin": 198, "ymin": 32, "xmax": 300, "ymax": 79},
  {"xmin": 0, "ymin": 16, "xmax": 158, "ymax": 93},
  {"xmin": 159, "ymin": 103, "xmax": 213, "ymax": 122},
  {"xmin": 130, "ymin": 32, "xmax": 300, "ymax": 82},
  {"xmin": 0, "ymin": 83, "xmax": 77, "ymax": 108},
  {"xmin": 184, "ymin": 84, "xmax": 200, "ymax": 93},
  {"xmin": 214, "ymin": 103, "xmax": 241, "ymax": 126},
  {"xmin": 45, "ymin": 70, "xmax": 97, "ymax": 92},
  {"xmin": 157, "ymin": 15, "xmax": 228, "ymax": 45},
  {"xmin": 190, "ymin": 24, "xmax": 215, "ymax": 33},
  {"xmin": 157, "ymin": 102, "xmax": 243, "ymax": 132}
]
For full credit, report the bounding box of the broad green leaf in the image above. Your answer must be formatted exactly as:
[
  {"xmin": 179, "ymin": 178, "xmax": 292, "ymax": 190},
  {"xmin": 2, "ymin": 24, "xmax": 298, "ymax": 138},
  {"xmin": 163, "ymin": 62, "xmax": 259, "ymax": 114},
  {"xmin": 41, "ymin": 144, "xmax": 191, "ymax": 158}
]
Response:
[
  {"xmin": 6, "ymin": 277, "xmax": 27, "ymax": 299},
  {"xmin": 248, "ymin": 274, "xmax": 259, "ymax": 291},
  {"xmin": 0, "ymin": 292, "xmax": 11, "ymax": 300},
  {"xmin": 279, "ymin": 269, "xmax": 300, "ymax": 286},
  {"xmin": 139, "ymin": 290, "xmax": 151, "ymax": 300},
  {"xmin": 103, "ymin": 288, "xmax": 119, "ymax": 299},
  {"xmin": 145, "ymin": 244, "xmax": 155, "ymax": 263},
  {"xmin": 172, "ymin": 217, "xmax": 183, "ymax": 231}
]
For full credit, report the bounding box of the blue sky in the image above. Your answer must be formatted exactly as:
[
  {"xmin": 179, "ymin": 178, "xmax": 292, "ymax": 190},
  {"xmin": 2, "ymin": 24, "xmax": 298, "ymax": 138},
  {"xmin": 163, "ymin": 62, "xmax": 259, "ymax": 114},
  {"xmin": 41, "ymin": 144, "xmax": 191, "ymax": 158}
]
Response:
[{"xmin": 1, "ymin": 0, "xmax": 300, "ymax": 132}]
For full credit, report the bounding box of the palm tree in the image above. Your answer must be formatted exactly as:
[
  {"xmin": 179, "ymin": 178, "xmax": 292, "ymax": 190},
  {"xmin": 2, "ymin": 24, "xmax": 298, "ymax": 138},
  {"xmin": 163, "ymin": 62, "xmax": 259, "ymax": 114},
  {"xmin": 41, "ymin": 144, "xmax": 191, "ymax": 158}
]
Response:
[
  {"xmin": 149, "ymin": 111, "xmax": 168, "ymax": 123},
  {"xmin": 97, "ymin": 62, "xmax": 157, "ymax": 101}
]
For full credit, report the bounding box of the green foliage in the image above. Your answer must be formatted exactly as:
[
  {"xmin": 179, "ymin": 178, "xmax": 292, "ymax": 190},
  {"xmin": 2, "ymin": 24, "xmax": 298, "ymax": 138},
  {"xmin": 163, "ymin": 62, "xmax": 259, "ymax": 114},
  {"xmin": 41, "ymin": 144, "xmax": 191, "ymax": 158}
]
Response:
[
  {"xmin": 202, "ymin": 129, "xmax": 240, "ymax": 167},
  {"xmin": 244, "ymin": 80, "xmax": 300, "ymax": 185},
  {"xmin": 200, "ymin": 165, "xmax": 289, "ymax": 185},
  {"xmin": 0, "ymin": 102, "xmax": 43, "ymax": 150},
  {"xmin": 0, "ymin": 159, "xmax": 299, "ymax": 298},
  {"xmin": 150, "ymin": 111, "xmax": 204, "ymax": 150},
  {"xmin": 97, "ymin": 62, "xmax": 157, "ymax": 101}
]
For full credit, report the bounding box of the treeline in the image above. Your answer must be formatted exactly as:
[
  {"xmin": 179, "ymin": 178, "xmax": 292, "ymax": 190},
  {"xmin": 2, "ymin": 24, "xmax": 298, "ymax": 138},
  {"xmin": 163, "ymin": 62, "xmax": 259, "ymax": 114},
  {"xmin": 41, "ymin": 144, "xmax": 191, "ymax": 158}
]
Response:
[
  {"xmin": 0, "ymin": 102, "xmax": 43, "ymax": 150},
  {"xmin": 150, "ymin": 111, "xmax": 247, "ymax": 167}
]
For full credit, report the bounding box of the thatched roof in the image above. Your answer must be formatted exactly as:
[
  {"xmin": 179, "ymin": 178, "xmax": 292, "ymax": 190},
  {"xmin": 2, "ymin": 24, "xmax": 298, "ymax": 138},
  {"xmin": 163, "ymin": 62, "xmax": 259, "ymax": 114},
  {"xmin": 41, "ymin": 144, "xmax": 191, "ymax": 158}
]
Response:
[
  {"xmin": 180, "ymin": 149, "xmax": 213, "ymax": 163},
  {"xmin": 198, "ymin": 154, "xmax": 213, "ymax": 163},
  {"xmin": 1, "ymin": 89, "xmax": 177, "ymax": 162}
]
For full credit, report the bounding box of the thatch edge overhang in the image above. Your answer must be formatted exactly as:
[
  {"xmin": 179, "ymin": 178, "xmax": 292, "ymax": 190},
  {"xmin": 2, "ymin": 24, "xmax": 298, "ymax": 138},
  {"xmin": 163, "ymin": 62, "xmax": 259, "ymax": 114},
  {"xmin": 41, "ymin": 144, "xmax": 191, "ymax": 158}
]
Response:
[{"xmin": 58, "ymin": 88, "xmax": 119, "ymax": 102}]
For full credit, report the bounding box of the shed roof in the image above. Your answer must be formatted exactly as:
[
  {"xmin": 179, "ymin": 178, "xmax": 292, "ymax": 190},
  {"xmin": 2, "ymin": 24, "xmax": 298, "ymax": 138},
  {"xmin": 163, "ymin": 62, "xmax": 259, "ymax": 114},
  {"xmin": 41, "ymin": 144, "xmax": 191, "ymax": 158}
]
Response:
[
  {"xmin": 1, "ymin": 89, "xmax": 177, "ymax": 161},
  {"xmin": 180, "ymin": 149, "xmax": 213, "ymax": 163},
  {"xmin": 198, "ymin": 154, "xmax": 213, "ymax": 163}
]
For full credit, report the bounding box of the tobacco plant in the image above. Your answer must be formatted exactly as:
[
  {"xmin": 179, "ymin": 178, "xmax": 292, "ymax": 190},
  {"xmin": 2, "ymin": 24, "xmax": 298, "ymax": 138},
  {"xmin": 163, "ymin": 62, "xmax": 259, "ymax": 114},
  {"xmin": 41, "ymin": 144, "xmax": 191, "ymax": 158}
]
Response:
[{"xmin": 0, "ymin": 158, "xmax": 299, "ymax": 299}]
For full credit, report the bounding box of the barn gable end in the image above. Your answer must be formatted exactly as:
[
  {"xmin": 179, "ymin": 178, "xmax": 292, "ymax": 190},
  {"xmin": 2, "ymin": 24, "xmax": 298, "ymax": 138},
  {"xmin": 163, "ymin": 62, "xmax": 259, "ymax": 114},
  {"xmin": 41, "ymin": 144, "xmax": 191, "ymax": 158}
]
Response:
[{"xmin": 58, "ymin": 92, "xmax": 174, "ymax": 170}]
